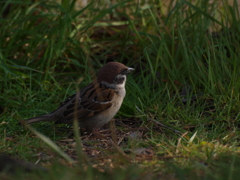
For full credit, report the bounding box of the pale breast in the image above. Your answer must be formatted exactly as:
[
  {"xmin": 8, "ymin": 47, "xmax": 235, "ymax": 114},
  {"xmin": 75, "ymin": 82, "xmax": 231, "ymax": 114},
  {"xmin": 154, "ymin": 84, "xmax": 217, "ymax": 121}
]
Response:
[{"xmin": 86, "ymin": 87, "xmax": 125, "ymax": 129}]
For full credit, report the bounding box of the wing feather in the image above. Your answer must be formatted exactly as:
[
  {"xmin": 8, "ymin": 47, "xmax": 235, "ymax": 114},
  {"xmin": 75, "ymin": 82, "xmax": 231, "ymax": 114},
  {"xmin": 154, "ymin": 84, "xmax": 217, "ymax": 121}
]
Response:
[{"xmin": 55, "ymin": 82, "xmax": 114, "ymax": 124}]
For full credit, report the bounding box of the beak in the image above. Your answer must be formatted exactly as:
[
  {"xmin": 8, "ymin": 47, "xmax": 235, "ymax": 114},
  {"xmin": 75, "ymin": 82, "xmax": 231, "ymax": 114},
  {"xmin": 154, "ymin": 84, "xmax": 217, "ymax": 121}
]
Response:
[{"xmin": 127, "ymin": 67, "xmax": 135, "ymax": 74}]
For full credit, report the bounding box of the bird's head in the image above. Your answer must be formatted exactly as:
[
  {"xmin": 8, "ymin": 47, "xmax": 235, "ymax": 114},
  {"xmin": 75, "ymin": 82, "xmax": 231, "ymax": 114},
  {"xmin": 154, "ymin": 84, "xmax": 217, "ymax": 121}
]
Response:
[{"xmin": 97, "ymin": 62, "xmax": 134, "ymax": 88}]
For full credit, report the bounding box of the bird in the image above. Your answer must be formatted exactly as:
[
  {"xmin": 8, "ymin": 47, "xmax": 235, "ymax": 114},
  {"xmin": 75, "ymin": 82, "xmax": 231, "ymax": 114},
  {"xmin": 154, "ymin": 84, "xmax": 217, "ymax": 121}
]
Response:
[{"xmin": 26, "ymin": 62, "xmax": 134, "ymax": 132}]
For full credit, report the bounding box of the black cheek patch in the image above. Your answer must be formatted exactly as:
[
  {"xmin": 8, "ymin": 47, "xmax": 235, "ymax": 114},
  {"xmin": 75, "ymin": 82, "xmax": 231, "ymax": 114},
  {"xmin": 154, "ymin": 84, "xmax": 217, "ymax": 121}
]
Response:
[{"xmin": 115, "ymin": 77, "xmax": 125, "ymax": 84}]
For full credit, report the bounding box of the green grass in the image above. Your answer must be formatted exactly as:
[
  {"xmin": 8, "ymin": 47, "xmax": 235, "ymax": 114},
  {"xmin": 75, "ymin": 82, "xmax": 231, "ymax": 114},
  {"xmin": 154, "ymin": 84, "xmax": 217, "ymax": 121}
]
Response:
[{"xmin": 1, "ymin": 0, "xmax": 240, "ymax": 179}]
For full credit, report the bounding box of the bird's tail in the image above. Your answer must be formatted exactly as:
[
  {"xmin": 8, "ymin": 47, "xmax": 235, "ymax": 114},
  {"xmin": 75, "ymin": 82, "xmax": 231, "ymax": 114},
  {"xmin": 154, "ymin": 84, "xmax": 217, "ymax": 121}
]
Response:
[{"xmin": 26, "ymin": 114, "xmax": 53, "ymax": 124}]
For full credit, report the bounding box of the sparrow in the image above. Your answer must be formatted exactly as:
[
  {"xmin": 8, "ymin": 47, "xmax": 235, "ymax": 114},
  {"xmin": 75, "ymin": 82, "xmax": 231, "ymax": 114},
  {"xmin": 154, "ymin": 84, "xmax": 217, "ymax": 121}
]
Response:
[{"xmin": 26, "ymin": 62, "xmax": 134, "ymax": 132}]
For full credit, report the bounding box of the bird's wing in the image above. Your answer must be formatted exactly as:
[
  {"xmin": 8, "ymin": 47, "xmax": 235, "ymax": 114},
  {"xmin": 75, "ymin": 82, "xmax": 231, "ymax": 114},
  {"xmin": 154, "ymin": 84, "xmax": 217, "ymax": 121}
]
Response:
[{"xmin": 55, "ymin": 82, "xmax": 114, "ymax": 123}]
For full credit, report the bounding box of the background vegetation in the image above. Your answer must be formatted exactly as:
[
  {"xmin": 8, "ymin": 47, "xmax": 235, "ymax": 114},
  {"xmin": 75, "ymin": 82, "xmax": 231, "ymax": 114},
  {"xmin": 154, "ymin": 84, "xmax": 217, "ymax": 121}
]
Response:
[{"xmin": 1, "ymin": 0, "xmax": 240, "ymax": 179}]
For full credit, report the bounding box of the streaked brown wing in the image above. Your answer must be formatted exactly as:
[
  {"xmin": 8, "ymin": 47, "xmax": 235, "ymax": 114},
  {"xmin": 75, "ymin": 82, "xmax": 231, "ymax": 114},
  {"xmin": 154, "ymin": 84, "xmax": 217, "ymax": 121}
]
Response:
[
  {"xmin": 50, "ymin": 93, "xmax": 76, "ymax": 114},
  {"xmin": 55, "ymin": 82, "xmax": 114, "ymax": 123}
]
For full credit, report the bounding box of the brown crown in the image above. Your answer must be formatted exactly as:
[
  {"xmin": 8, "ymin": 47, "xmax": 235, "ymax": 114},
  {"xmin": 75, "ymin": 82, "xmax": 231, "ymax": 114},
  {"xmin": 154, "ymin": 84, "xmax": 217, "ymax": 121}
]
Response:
[{"xmin": 97, "ymin": 62, "xmax": 128, "ymax": 83}]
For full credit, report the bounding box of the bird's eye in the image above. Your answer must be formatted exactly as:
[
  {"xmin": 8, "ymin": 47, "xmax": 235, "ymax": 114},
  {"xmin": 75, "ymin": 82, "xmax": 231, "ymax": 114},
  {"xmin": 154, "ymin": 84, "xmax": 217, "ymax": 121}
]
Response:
[{"xmin": 121, "ymin": 69, "xmax": 128, "ymax": 74}]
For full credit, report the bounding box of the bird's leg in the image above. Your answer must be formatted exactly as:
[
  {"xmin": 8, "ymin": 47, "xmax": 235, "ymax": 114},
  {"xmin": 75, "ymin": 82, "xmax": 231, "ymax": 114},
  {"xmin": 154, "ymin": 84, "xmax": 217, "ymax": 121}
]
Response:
[
  {"xmin": 109, "ymin": 119, "xmax": 118, "ymax": 144},
  {"xmin": 90, "ymin": 119, "xmax": 117, "ymax": 139},
  {"xmin": 91, "ymin": 130, "xmax": 107, "ymax": 138}
]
